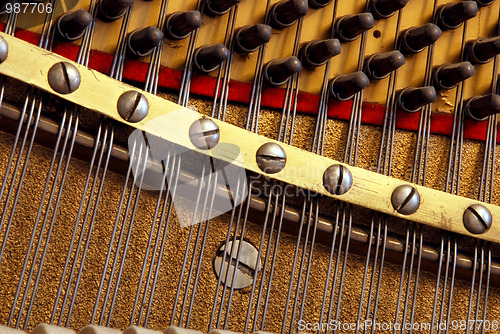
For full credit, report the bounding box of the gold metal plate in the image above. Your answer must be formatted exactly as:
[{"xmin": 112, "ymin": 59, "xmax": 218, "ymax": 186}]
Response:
[{"xmin": 0, "ymin": 32, "xmax": 498, "ymax": 242}]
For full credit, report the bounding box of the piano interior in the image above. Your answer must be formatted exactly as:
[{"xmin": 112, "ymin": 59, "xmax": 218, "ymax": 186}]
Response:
[{"xmin": 1, "ymin": 0, "xmax": 500, "ymax": 333}]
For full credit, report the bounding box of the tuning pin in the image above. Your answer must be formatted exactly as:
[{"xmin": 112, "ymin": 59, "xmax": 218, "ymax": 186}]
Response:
[
  {"xmin": 193, "ymin": 44, "xmax": 229, "ymax": 72},
  {"xmin": 464, "ymin": 94, "xmax": 500, "ymax": 120},
  {"xmin": 269, "ymin": 0, "xmax": 308, "ymax": 29},
  {"xmin": 328, "ymin": 71, "xmax": 370, "ymax": 100},
  {"xmin": 399, "ymin": 23, "xmax": 442, "ymax": 54},
  {"xmin": 164, "ymin": 11, "xmax": 201, "ymax": 40},
  {"xmin": 299, "ymin": 39, "xmax": 341, "ymax": 69},
  {"xmin": 234, "ymin": 24, "xmax": 272, "ymax": 53},
  {"xmin": 466, "ymin": 37, "xmax": 500, "ymax": 65},
  {"xmin": 475, "ymin": 0, "xmax": 494, "ymax": 7},
  {"xmin": 308, "ymin": 0, "xmax": 332, "ymax": 8},
  {"xmin": 0, "ymin": 2, "xmax": 8, "ymax": 15},
  {"xmin": 97, "ymin": 0, "xmax": 133, "ymax": 22},
  {"xmin": 127, "ymin": 26, "xmax": 163, "ymax": 57},
  {"xmin": 334, "ymin": 13, "xmax": 375, "ymax": 43},
  {"xmin": 436, "ymin": 1, "xmax": 478, "ymax": 31},
  {"xmin": 397, "ymin": 86, "xmax": 437, "ymax": 112},
  {"xmin": 263, "ymin": 56, "xmax": 302, "ymax": 86},
  {"xmin": 369, "ymin": 0, "xmax": 409, "ymax": 19},
  {"xmin": 364, "ymin": 50, "xmax": 405, "ymax": 80},
  {"xmin": 433, "ymin": 62, "xmax": 475, "ymax": 90},
  {"xmin": 204, "ymin": 0, "xmax": 241, "ymax": 16},
  {"xmin": 56, "ymin": 9, "xmax": 93, "ymax": 41}
]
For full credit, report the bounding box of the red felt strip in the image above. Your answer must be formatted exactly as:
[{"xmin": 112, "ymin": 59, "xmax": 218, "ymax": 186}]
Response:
[{"xmin": 6, "ymin": 25, "xmax": 500, "ymax": 144}]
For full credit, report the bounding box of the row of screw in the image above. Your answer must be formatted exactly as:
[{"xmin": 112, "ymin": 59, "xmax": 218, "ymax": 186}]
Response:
[
  {"xmin": 187, "ymin": 117, "xmax": 493, "ymax": 236},
  {"xmin": 18, "ymin": 41, "xmax": 492, "ymax": 237},
  {"xmin": 46, "ymin": 60, "xmax": 151, "ymax": 123},
  {"xmin": 324, "ymin": 164, "xmax": 493, "ymax": 235}
]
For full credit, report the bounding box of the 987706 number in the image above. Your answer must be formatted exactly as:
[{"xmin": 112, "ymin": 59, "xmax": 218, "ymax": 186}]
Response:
[{"xmin": 5, "ymin": 2, "xmax": 53, "ymax": 14}]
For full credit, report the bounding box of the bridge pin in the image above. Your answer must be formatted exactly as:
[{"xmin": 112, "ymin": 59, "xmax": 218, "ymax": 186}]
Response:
[
  {"xmin": 464, "ymin": 94, "xmax": 500, "ymax": 121},
  {"xmin": 364, "ymin": 50, "xmax": 405, "ymax": 80},
  {"xmin": 164, "ymin": 11, "xmax": 201, "ymax": 40},
  {"xmin": 97, "ymin": 0, "xmax": 133, "ymax": 22},
  {"xmin": 369, "ymin": 0, "xmax": 409, "ymax": 19},
  {"xmin": 127, "ymin": 26, "xmax": 163, "ymax": 57},
  {"xmin": 263, "ymin": 56, "xmax": 302, "ymax": 86},
  {"xmin": 433, "ymin": 61, "xmax": 475, "ymax": 90},
  {"xmin": 334, "ymin": 13, "xmax": 375, "ymax": 43},
  {"xmin": 467, "ymin": 36, "xmax": 500, "ymax": 64},
  {"xmin": 308, "ymin": 0, "xmax": 332, "ymax": 8},
  {"xmin": 193, "ymin": 44, "xmax": 230, "ymax": 73},
  {"xmin": 269, "ymin": 0, "xmax": 308, "ymax": 29},
  {"xmin": 56, "ymin": 9, "xmax": 93, "ymax": 41},
  {"xmin": 328, "ymin": 71, "xmax": 370, "ymax": 101},
  {"xmin": 399, "ymin": 23, "xmax": 442, "ymax": 55},
  {"xmin": 204, "ymin": 0, "xmax": 241, "ymax": 16},
  {"xmin": 234, "ymin": 24, "xmax": 272, "ymax": 54},
  {"xmin": 397, "ymin": 86, "xmax": 437, "ymax": 112},
  {"xmin": 436, "ymin": 1, "xmax": 478, "ymax": 30},
  {"xmin": 299, "ymin": 39, "xmax": 341, "ymax": 69}
]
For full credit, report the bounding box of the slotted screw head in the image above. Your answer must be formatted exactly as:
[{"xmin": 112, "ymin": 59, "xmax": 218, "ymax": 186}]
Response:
[
  {"xmin": 213, "ymin": 240, "xmax": 260, "ymax": 289},
  {"xmin": 117, "ymin": 90, "xmax": 149, "ymax": 123},
  {"xmin": 48, "ymin": 62, "xmax": 81, "ymax": 94},
  {"xmin": 256, "ymin": 143, "xmax": 286, "ymax": 174},
  {"xmin": 463, "ymin": 204, "xmax": 492, "ymax": 234},
  {"xmin": 0, "ymin": 35, "xmax": 8, "ymax": 63},
  {"xmin": 391, "ymin": 184, "xmax": 420, "ymax": 215},
  {"xmin": 189, "ymin": 118, "xmax": 220, "ymax": 150},
  {"xmin": 323, "ymin": 164, "xmax": 352, "ymax": 195}
]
